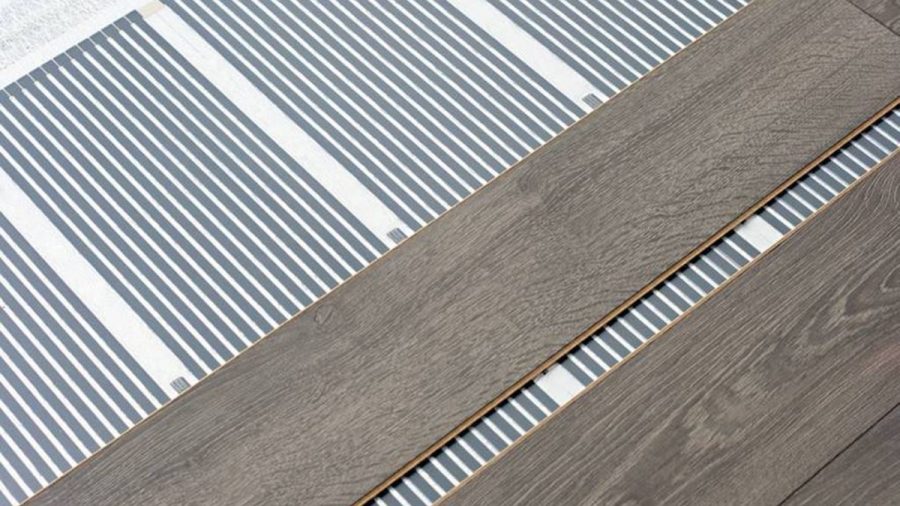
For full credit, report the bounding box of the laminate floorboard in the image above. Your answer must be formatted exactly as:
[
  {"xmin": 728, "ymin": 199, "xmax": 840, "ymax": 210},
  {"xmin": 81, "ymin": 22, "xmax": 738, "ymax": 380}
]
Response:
[
  {"xmin": 444, "ymin": 154, "xmax": 900, "ymax": 505},
  {"xmin": 30, "ymin": 1, "xmax": 900, "ymax": 504},
  {"xmin": 849, "ymin": 0, "xmax": 900, "ymax": 35},
  {"xmin": 784, "ymin": 403, "xmax": 900, "ymax": 505}
]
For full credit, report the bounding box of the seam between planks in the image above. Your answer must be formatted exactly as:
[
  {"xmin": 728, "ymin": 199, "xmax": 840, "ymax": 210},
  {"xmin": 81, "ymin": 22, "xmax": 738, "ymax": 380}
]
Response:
[
  {"xmin": 844, "ymin": 0, "xmax": 900, "ymax": 37},
  {"xmin": 434, "ymin": 105, "xmax": 900, "ymax": 505},
  {"xmin": 776, "ymin": 400, "xmax": 900, "ymax": 506}
]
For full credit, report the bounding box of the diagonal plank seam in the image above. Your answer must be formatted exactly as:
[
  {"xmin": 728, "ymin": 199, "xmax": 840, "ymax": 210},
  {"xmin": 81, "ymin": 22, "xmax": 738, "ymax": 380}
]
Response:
[
  {"xmin": 845, "ymin": 0, "xmax": 900, "ymax": 37},
  {"xmin": 776, "ymin": 400, "xmax": 900, "ymax": 506}
]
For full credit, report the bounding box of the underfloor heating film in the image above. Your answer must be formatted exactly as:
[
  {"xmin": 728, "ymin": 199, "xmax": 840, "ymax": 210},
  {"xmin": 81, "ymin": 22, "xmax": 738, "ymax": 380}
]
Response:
[{"xmin": 0, "ymin": 1, "xmax": 748, "ymax": 503}]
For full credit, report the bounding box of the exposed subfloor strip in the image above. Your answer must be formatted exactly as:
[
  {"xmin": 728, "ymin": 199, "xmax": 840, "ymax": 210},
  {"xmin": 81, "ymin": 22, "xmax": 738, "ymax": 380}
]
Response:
[{"xmin": 367, "ymin": 105, "xmax": 900, "ymax": 506}]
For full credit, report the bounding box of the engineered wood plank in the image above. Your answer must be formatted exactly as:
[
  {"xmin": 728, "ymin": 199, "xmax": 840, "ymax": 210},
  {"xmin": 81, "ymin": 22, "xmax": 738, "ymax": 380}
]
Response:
[
  {"xmin": 849, "ymin": 0, "xmax": 900, "ymax": 35},
  {"xmin": 443, "ymin": 154, "xmax": 900, "ymax": 506},
  {"xmin": 784, "ymin": 403, "xmax": 900, "ymax": 505},
  {"xmin": 30, "ymin": 1, "xmax": 900, "ymax": 504}
]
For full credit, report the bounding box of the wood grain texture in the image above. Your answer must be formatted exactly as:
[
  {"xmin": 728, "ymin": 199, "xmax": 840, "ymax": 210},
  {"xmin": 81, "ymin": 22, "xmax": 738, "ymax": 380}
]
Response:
[
  {"xmin": 849, "ymin": 0, "xmax": 900, "ymax": 34},
  {"xmin": 444, "ymin": 155, "xmax": 900, "ymax": 506},
  {"xmin": 784, "ymin": 403, "xmax": 900, "ymax": 505},
  {"xmin": 31, "ymin": 1, "xmax": 900, "ymax": 504}
]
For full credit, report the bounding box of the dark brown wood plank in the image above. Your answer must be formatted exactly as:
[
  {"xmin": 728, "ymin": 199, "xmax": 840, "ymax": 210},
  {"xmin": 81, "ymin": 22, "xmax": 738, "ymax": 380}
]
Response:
[
  {"xmin": 784, "ymin": 403, "xmax": 900, "ymax": 505},
  {"xmin": 849, "ymin": 0, "xmax": 900, "ymax": 35},
  {"xmin": 444, "ymin": 154, "xmax": 900, "ymax": 506},
  {"xmin": 31, "ymin": 1, "xmax": 900, "ymax": 504}
]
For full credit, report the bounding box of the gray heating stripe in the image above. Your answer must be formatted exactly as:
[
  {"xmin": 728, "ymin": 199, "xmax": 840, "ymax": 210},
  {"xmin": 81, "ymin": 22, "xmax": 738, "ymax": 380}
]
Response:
[
  {"xmin": 0, "ymin": 14, "xmax": 386, "ymax": 380},
  {"xmin": 490, "ymin": 0, "xmax": 748, "ymax": 103},
  {"xmin": 372, "ymin": 108, "xmax": 900, "ymax": 506},
  {"xmin": 163, "ymin": 0, "xmax": 583, "ymax": 229},
  {"xmin": 0, "ymin": 1, "xmax": 748, "ymax": 503},
  {"xmin": 0, "ymin": 213, "xmax": 166, "ymax": 504}
]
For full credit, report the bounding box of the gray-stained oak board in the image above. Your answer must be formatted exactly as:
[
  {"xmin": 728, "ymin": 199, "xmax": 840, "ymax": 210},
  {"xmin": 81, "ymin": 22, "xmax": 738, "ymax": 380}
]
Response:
[
  {"xmin": 30, "ymin": 0, "xmax": 900, "ymax": 504},
  {"xmin": 784, "ymin": 403, "xmax": 900, "ymax": 506},
  {"xmin": 444, "ymin": 155, "xmax": 900, "ymax": 505}
]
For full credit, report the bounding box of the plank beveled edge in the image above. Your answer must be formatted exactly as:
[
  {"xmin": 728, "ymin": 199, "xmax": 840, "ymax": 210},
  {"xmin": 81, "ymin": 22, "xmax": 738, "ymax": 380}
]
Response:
[
  {"xmin": 782, "ymin": 402, "xmax": 900, "ymax": 505},
  {"xmin": 847, "ymin": 0, "xmax": 900, "ymax": 35}
]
